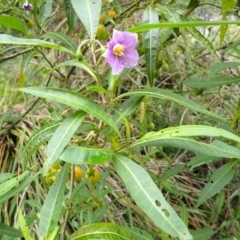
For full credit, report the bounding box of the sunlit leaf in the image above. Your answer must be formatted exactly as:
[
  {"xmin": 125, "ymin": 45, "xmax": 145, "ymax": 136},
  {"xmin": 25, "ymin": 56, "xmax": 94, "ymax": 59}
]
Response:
[
  {"xmin": 41, "ymin": 31, "xmax": 77, "ymax": 52},
  {"xmin": 39, "ymin": 164, "xmax": 68, "ymax": 238},
  {"xmin": 59, "ymin": 145, "xmax": 114, "ymax": 165},
  {"xmin": 116, "ymin": 88, "xmax": 225, "ymax": 122},
  {"xmin": 0, "ymin": 34, "xmax": 75, "ymax": 57},
  {"xmin": 113, "ymin": 154, "xmax": 193, "ymax": 240},
  {"xmin": 45, "ymin": 111, "xmax": 85, "ymax": 169},
  {"xmin": 20, "ymin": 87, "xmax": 119, "ymax": 135},
  {"xmin": 70, "ymin": 222, "xmax": 136, "ymax": 240},
  {"xmin": 0, "ymin": 171, "xmax": 29, "ymax": 197},
  {"xmin": 71, "ymin": 0, "xmax": 102, "ymax": 39},
  {"xmin": 0, "ymin": 15, "xmax": 27, "ymax": 34},
  {"xmin": 142, "ymin": 6, "xmax": 160, "ymax": 87}
]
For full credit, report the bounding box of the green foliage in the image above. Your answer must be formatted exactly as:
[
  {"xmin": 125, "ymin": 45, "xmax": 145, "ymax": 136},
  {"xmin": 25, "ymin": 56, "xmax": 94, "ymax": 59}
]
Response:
[{"xmin": 1, "ymin": 0, "xmax": 240, "ymax": 239}]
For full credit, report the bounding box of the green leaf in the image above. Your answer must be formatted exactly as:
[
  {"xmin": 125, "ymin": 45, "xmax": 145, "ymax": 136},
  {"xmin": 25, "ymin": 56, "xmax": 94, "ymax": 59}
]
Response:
[
  {"xmin": 187, "ymin": 154, "xmax": 219, "ymax": 168},
  {"xmin": 220, "ymin": 0, "xmax": 236, "ymax": 43},
  {"xmin": 0, "ymin": 34, "xmax": 76, "ymax": 57},
  {"xmin": 59, "ymin": 145, "xmax": 114, "ymax": 164},
  {"xmin": 190, "ymin": 228, "xmax": 215, "ymax": 240},
  {"xmin": 0, "ymin": 223, "xmax": 23, "ymax": 238},
  {"xmin": 40, "ymin": 0, "xmax": 53, "ymax": 26},
  {"xmin": 184, "ymin": 25, "xmax": 219, "ymax": 60},
  {"xmin": 184, "ymin": 76, "xmax": 240, "ymax": 88},
  {"xmin": 20, "ymin": 87, "xmax": 119, "ymax": 135},
  {"xmin": 0, "ymin": 171, "xmax": 29, "ymax": 196},
  {"xmin": 129, "ymin": 137, "xmax": 240, "ymax": 159},
  {"xmin": 45, "ymin": 111, "xmax": 85, "ymax": 169},
  {"xmin": 113, "ymin": 154, "xmax": 193, "ymax": 240},
  {"xmin": 64, "ymin": 0, "xmax": 76, "ymax": 30},
  {"xmin": 112, "ymin": 96, "xmax": 144, "ymax": 128},
  {"xmin": 22, "ymin": 120, "xmax": 62, "ymax": 158},
  {"xmin": 128, "ymin": 20, "xmax": 240, "ymax": 33},
  {"xmin": 39, "ymin": 164, "xmax": 68, "ymax": 238},
  {"xmin": 142, "ymin": 6, "xmax": 160, "ymax": 87},
  {"xmin": 70, "ymin": 222, "xmax": 136, "ymax": 240},
  {"xmin": 18, "ymin": 209, "xmax": 34, "ymax": 240},
  {"xmin": 53, "ymin": 59, "xmax": 97, "ymax": 82},
  {"xmin": 0, "ymin": 173, "xmax": 15, "ymax": 184},
  {"xmin": 197, "ymin": 161, "xmax": 236, "ymax": 206},
  {"xmin": 141, "ymin": 125, "xmax": 240, "ymax": 143},
  {"xmin": 0, "ymin": 170, "xmax": 43, "ymax": 204},
  {"xmin": 71, "ymin": 0, "xmax": 102, "ymax": 39},
  {"xmin": 209, "ymin": 62, "xmax": 240, "ymax": 77},
  {"xmin": 41, "ymin": 31, "xmax": 77, "ymax": 52},
  {"xmin": 115, "ymin": 88, "xmax": 225, "ymax": 122},
  {"xmin": 0, "ymin": 15, "xmax": 27, "ymax": 34}
]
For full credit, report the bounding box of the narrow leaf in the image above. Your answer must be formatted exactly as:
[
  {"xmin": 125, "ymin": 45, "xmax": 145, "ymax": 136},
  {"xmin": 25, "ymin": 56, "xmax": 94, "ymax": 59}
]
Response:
[
  {"xmin": 129, "ymin": 137, "xmax": 240, "ymax": 159},
  {"xmin": 113, "ymin": 154, "xmax": 193, "ymax": 240},
  {"xmin": 142, "ymin": 6, "xmax": 160, "ymax": 87},
  {"xmin": 39, "ymin": 164, "xmax": 68, "ymax": 238},
  {"xmin": 18, "ymin": 209, "xmax": 34, "ymax": 240},
  {"xmin": 197, "ymin": 161, "xmax": 236, "ymax": 206},
  {"xmin": 0, "ymin": 34, "xmax": 75, "ymax": 57},
  {"xmin": 0, "ymin": 15, "xmax": 27, "ymax": 34},
  {"xmin": 41, "ymin": 31, "xmax": 77, "ymax": 52},
  {"xmin": 128, "ymin": 20, "xmax": 240, "ymax": 33},
  {"xmin": 0, "ymin": 171, "xmax": 29, "ymax": 197},
  {"xmin": 190, "ymin": 228, "xmax": 215, "ymax": 240},
  {"xmin": 40, "ymin": 0, "xmax": 53, "ymax": 26},
  {"xmin": 59, "ymin": 145, "xmax": 114, "ymax": 165},
  {"xmin": 0, "ymin": 223, "xmax": 23, "ymax": 238},
  {"xmin": 20, "ymin": 87, "xmax": 119, "ymax": 135},
  {"xmin": 45, "ymin": 111, "xmax": 85, "ymax": 169},
  {"xmin": 70, "ymin": 223, "xmax": 136, "ymax": 240},
  {"xmin": 64, "ymin": 0, "xmax": 76, "ymax": 30},
  {"xmin": 116, "ymin": 88, "xmax": 225, "ymax": 122},
  {"xmin": 71, "ymin": 0, "xmax": 102, "ymax": 39},
  {"xmin": 184, "ymin": 76, "xmax": 240, "ymax": 88}
]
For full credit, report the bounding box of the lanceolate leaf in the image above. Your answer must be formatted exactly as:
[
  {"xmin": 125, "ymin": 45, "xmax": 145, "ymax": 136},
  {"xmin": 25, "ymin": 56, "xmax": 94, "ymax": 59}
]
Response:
[
  {"xmin": 0, "ymin": 171, "xmax": 29, "ymax": 197},
  {"xmin": 40, "ymin": 0, "xmax": 53, "ymax": 26},
  {"xmin": 0, "ymin": 34, "xmax": 75, "ymax": 57},
  {"xmin": 128, "ymin": 138, "xmax": 240, "ymax": 159},
  {"xmin": 197, "ymin": 161, "xmax": 237, "ymax": 206},
  {"xmin": 45, "ymin": 111, "xmax": 85, "ymax": 169},
  {"xmin": 0, "ymin": 223, "xmax": 23, "ymax": 238},
  {"xmin": 20, "ymin": 87, "xmax": 119, "ymax": 135},
  {"xmin": 64, "ymin": 0, "xmax": 76, "ymax": 30},
  {"xmin": 116, "ymin": 88, "xmax": 225, "ymax": 122},
  {"xmin": 128, "ymin": 20, "xmax": 240, "ymax": 33},
  {"xmin": 113, "ymin": 155, "xmax": 193, "ymax": 240},
  {"xmin": 70, "ymin": 223, "xmax": 136, "ymax": 240},
  {"xmin": 39, "ymin": 164, "xmax": 68, "ymax": 238},
  {"xmin": 41, "ymin": 31, "xmax": 77, "ymax": 52},
  {"xmin": 59, "ymin": 146, "xmax": 114, "ymax": 165},
  {"xmin": 141, "ymin": 125, "xmax": 240, "ymax": 143},
  {"xmin": 142, "ymin": 6, "xmax": 160, "ymax": 87},
  {"xmin": 53, "ymin": 59, "xmax": 97, "ymax": 82},
  {"xmin": 184, "ymin": 76, "xmax": 240, "ymax": 88},
  {"xmin": 71, "ymin": 0, "xmax": 102, "ymax": 39},
  {"xmin": 0, "ymin": 15, "xmax": 27, "ymax": 34}
]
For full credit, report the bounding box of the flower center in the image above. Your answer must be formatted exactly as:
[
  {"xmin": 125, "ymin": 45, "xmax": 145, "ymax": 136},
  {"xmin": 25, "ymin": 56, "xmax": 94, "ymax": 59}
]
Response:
[{"xmin": 113, "ymin": 44, "xmax": 124, "ymax": 57}]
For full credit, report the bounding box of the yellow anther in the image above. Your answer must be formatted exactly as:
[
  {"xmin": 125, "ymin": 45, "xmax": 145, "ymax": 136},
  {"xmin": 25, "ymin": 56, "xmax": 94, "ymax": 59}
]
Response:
[{"xmin": 113, "ymin": 44, "xmax": 124, "ymax": 57}]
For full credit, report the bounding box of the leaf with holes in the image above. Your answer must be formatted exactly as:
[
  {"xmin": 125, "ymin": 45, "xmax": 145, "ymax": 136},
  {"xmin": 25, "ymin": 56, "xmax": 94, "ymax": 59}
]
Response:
[{"xmin": 113, "ymin": 154, "xmax": 193, "ymax": 240}]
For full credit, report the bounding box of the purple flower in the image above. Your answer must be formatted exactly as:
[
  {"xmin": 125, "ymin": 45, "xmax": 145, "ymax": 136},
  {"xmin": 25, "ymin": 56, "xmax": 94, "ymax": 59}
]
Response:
[
  {"xmin": 103, "ymin": 29, "xmax": 139, "ymax": 75},
  {"xmin": 22, "ymin": 2, "xmax": 33, "ymax": 11}
]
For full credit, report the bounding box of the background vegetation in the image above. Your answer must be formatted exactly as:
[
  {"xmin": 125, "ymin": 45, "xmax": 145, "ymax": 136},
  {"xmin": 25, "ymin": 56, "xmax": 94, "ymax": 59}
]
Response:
[{"xmin": 0, "ymin": 0, "xmax": 240, "ymax": 239}]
